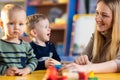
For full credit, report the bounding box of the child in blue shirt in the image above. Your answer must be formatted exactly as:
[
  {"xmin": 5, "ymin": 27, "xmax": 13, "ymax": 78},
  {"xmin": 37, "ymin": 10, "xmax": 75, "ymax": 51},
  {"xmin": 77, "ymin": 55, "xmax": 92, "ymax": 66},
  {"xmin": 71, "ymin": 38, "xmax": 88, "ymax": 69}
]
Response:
[{"xmin": 25, "ymin": 13, "xmax": 61, "ymax": 70}]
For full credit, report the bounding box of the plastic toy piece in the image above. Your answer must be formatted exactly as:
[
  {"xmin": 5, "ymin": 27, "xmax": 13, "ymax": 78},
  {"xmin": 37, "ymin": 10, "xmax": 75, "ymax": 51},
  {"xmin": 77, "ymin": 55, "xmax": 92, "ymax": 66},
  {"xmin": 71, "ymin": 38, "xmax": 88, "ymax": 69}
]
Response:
[
  {"xmin": 88, "ymin": 71, "xmax": 98, "ymax": 80},
  {"xmin": 54, "ymin": 64, "xmax": 62, "ymax": 70},
  {"xmin": 43, "ymin": 66, "xmax": 68, "ymax": 80},
  {"xmin": 78, "ymin": 72, "xmax": 88, "ymax": 80},
  {"xmin": 44, "ymin": 66, "xmax": 58, "ymax": 80},
  {"xmin": 57, "ymin": 76, "xmax": 68, "ymax": 80},
  {"xmin": 89, "ymin": 71, "xmax": 94, "ymax": 78}
]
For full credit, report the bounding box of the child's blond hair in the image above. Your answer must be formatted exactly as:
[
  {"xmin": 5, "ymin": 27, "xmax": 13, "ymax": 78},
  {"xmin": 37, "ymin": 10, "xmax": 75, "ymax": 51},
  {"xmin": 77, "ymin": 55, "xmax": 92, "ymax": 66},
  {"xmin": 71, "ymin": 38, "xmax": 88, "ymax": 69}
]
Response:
[
  {"xmin": 25, "ymin": 13, "xmax": 47, "ymax": 37},
  {"xmin": 1, "ymin": 4, "xmax": 25, "ymax": 21}
]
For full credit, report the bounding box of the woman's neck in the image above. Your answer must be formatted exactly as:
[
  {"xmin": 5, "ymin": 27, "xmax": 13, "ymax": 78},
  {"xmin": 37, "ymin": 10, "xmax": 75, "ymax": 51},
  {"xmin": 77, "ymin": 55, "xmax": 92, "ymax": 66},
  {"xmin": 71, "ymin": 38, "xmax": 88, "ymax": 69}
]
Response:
[{"xmin": 100, "ymin": 28, "xmax": 112, "ymax": 37}]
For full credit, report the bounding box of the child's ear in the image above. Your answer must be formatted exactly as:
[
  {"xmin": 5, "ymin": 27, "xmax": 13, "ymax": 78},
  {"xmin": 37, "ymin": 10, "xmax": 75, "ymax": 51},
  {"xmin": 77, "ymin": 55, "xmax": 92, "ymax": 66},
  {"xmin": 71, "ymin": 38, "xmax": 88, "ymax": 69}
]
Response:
[
  {"xmin": 30, "ymin": 29, "xmax": 37, "ymax": 37},
  {"xmin": 0, "ymin": 20, "xmax": 3, "ymax": 29}
]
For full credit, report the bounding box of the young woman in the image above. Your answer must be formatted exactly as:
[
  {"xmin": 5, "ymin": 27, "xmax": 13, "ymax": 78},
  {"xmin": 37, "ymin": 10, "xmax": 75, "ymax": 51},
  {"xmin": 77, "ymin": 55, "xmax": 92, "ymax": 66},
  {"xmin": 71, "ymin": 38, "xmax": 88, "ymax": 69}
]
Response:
[{"xmin": 62, "ymin": 0, "xmax": 120, "ymax": 73}]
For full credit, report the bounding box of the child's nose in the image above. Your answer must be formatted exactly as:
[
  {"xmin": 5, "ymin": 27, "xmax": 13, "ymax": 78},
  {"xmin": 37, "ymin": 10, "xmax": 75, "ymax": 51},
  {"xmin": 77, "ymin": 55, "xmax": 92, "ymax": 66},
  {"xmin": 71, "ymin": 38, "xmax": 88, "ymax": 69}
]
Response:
[{"xmin": 14, "ymin": 24, "xmax": 19, "ymax": 29}]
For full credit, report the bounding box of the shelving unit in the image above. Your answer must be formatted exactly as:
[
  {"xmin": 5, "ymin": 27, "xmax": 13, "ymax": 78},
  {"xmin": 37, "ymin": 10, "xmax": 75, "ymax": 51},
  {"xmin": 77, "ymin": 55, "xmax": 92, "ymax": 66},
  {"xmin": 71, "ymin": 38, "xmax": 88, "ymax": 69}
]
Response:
[
  {"xmin": 50, "ymin": 23, "xmax": 66, "ymax": 30},
  {"xmin": 35, "ymin": 3, "xmax": 67, "ymax": 16},
  {"xmin": 0, "ymin": 0, "xmax": 25, "ymax": 11},
  {"xmin": 50, "ymin": 29, "xmax": 65, "ymax": 46},
  {"xmin": 50, "ymin": 23, "xmax": 66, "ymax": 45}
]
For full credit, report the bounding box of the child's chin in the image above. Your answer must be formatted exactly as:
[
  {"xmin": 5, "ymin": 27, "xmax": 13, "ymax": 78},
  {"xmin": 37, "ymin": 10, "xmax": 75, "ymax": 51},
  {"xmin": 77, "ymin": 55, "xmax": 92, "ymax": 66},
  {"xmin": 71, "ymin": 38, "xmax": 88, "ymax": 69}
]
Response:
[
  {"xmin": 12, "ymin": 35, "xmax": 19, "ymax": 38},
  {"xmin": 46, "ymin": 39, "xmax": 50, "ymax": 41}
]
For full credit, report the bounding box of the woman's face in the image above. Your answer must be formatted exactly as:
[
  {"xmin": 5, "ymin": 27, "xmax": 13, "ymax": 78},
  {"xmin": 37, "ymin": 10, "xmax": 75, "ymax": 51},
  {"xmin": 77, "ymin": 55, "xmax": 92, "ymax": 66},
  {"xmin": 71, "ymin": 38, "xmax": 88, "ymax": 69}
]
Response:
[{"xmin": 95, "ymin": 1, "xmax": 113, "ymax": 32}]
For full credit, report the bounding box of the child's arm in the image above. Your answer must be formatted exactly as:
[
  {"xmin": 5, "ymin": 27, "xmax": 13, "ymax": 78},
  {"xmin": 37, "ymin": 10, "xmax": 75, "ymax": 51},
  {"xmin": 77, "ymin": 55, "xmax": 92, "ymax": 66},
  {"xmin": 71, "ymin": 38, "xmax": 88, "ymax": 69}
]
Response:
[
  {"xmin": 0, "ymin": 64, "xmax": 8, "ymax": 75},
  {"xmin": 0, "ymin": 64, "xmax": 18, "ymax": 76},
  {"xmin": 25, "ymin": 43, "xmax": 38, "ymax": 73},
  {"xmin": 37, "ymin": 61, "xmax": 46, "ymax": 70}
]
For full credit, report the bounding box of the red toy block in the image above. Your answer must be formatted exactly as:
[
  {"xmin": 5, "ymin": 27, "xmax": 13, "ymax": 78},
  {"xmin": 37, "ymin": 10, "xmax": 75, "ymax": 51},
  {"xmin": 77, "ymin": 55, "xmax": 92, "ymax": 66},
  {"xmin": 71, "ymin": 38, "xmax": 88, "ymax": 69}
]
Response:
[
  {"xmin": 78, "ymin": 72, "xmax": 88, "ymax": 80},
  {"xmin": 44, "ymin": 66, "xmax": 58, "ymax": 80}
]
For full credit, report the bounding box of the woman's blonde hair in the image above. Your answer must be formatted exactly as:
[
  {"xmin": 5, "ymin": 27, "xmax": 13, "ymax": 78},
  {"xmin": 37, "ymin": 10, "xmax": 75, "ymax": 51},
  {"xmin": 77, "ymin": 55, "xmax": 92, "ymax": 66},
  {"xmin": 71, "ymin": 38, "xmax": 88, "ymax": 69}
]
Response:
[
  {"xmin": 25, "ymin": 13, "xmax": 47, "ymax": 37},
  {"xmin": 92, "ymin": 0, "xmax": 120, "ymax": 62}
]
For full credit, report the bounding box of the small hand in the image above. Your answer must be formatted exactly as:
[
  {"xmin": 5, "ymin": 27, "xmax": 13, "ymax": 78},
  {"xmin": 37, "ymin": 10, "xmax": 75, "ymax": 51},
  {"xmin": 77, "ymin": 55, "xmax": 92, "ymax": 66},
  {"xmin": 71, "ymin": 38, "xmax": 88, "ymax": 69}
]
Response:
[
  {"xmin": 45, "ymin": 58, "xmax": 54, "ymax": 68},
  {"xmin": 15, "ymin": 67, "xmax": 31, "ymax": 76},
  {"xmin": 4, "ymin": 67, "xmax": 19, "ymax": 76}
]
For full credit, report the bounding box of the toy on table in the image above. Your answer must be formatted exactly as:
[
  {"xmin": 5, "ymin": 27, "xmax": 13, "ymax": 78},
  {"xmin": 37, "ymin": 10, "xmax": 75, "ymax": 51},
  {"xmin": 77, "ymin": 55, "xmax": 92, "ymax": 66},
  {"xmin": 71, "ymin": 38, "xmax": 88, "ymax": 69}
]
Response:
[
  {"xmin": 78, "ymin": 72, "xmax": 88, "ymax": 80},
  {"xmin": 89, "ymin": 71, "xmax": 94, "ymax": 77},
  {"xmin": 49, "ymin": 52, "xmax": 62, "ymax": 70},
  {"xmin": 88, "ymin": 71, "xmax": 98, "ymax": 80},
  {"xmin": 54, "ymin": 64, "xmax": 62, "ymax": 70},
  {"xmin": 43, "ymin": 66, "xmax": 67, "ymax": 80},
  {"xmin": 45, "ymin": 66, "xmax": 58, "ymax": 80}
]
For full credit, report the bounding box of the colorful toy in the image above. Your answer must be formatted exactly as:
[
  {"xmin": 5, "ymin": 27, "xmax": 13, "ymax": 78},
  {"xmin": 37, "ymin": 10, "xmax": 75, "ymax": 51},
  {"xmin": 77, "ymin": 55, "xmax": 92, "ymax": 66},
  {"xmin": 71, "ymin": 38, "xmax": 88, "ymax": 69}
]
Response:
[
  {"xmin": 44, "ymin": 66, "xmax": 58, "ymax": 80},
  {"xmin": 54, "ymin": 64, "xmax": 62, "ymax": 70},
  {"xmin": 78, "ymin": 72, "xmax": 88, "ymax": 80},
  {"xmin": 88, "ymin": 71, "xmax": 98, "ymax": 80},
  {"xmin": 43, "ymin": 66, "xmax": 67, "ymax": 80},
  {"xmin": 89, "ymin": 71, "xmax": 94, "ymax": 78}
]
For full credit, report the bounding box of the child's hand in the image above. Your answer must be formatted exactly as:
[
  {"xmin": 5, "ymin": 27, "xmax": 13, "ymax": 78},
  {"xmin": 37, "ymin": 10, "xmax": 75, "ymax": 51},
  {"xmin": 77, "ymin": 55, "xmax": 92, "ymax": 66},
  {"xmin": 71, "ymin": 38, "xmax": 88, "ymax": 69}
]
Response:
[
  {"xmin": 15, "ymin": 67, "xmax": 31, "ymax": 76},
  {"xmin": 45, "ymin": 58, "xmax": 61, "ymax": 68},
  {"xmin": 45, "ymin": 58, "xmax": 54, "ymax": 68},
  {"xmin": 4, "ymin": 67, "xmax": 19, "ymax": 76},
  {"xmin": 51, "ymin": 59, "xmax": 61, "ymax": 65}
]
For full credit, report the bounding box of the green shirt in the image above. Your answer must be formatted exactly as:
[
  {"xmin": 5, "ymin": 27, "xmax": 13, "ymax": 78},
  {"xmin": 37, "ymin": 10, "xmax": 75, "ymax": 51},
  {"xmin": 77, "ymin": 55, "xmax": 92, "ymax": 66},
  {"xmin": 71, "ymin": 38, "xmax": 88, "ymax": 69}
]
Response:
[{"xmin": 0, "ymin": 39, "xmax": 38, "ymax": 75}]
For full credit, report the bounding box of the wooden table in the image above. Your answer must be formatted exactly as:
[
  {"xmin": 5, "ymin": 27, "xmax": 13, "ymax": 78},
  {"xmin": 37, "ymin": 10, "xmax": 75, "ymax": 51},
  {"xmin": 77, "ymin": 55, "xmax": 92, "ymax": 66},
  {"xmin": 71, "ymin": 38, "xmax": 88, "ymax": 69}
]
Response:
[
  {"xmin": 95, "ymin": 73, "xmax": 120, "ymax": 80},
  {"xmin": 0, "ymin": 70, "xmax": 120, "ymax": 80},
  {"xmin": 0, "ymin": 70, "xmax": 46, "ymax": 80}
]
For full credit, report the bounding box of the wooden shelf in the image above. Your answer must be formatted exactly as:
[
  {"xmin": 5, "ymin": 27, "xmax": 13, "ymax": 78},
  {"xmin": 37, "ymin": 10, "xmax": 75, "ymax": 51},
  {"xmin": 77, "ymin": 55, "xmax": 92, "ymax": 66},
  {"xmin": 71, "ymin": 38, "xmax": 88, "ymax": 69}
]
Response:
[
  {"xmin": 29, "ymin": 1, "xmax": 67, "ymax": 6},
  {"xmin": 39, "ymin": 2, "xmax": 67, "ymax": 6},
  {"xmin": 50, "ymin": 23, "xmax": 66, "ymax": 30},
  {"xmin": 0, "ymin": 0, "xmax": 24, "ymax": 3}
]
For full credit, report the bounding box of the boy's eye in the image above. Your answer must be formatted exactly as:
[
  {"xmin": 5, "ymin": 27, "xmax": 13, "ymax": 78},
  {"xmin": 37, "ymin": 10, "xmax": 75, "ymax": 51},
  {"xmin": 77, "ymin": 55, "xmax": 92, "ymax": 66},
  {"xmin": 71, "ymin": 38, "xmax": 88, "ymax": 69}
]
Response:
[
  {"xmin": 9, "ymin": 22, "xmax": 14, "ymax": 25},
  {"xmin": 44, "ymin": 26, "xmax": 47, "ymax": 28},
  {"xmin": 19, "ymin": 23, "xmax": 24, "ymax": 26},
  {"xmin": 45, "ymin": 26, "xmax": 47, "ymax": 28}
]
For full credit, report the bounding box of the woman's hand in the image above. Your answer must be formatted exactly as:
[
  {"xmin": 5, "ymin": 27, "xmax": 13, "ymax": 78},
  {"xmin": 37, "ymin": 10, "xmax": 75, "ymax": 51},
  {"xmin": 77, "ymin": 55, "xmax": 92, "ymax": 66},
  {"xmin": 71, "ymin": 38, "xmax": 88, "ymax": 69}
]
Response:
[
  {"xmin": 61, "ymin": 63, "xmax": 90, "ymax": 73},
  {"xmin": 74, "ymin": 55, "xmax": 91, "ymax": 65}
]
